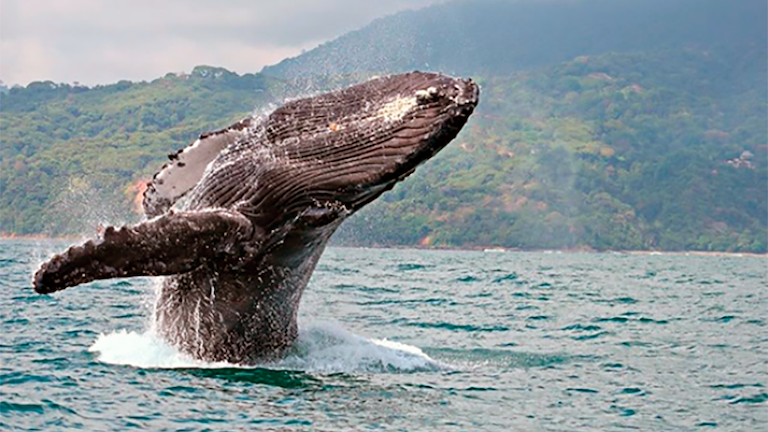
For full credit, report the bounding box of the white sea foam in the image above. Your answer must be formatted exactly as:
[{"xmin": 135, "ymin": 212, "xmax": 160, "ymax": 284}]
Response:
[
  {"xmin": 277, "ymin": 322, "xmax": 440, "ymax": 373},
  {"xmin": 88, "ymin": 322, "xmax": 440, "ymax": 373},
  {"xmin": 88, "ymin": 329, "xmax": 225, "ymax": 369}
]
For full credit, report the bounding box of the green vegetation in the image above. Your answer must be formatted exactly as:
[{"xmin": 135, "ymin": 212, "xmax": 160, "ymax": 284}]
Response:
[
  {"xmin": 335, "ymin": 49, "xmax": 767, "ymax": 252},
  {"xmin": 0, "ymin": 67, "xmax": 278, "ymax": 233},
  {"xmin": 1, "ymin": 0, "xmax": 766, "ymax": 252}
]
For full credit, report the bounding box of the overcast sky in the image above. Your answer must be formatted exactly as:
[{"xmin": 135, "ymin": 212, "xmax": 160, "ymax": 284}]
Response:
[{"xmin": 0, "ymin": 0, "xmax": 442, "ymax": 86}]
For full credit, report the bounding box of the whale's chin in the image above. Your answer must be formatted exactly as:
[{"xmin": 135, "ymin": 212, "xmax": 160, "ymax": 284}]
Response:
[{"xmin": 33, "ymin": 71, "xmax": 479, "ymax": 364}]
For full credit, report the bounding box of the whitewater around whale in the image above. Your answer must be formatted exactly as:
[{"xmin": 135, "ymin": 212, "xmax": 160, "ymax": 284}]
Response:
[{"xmin": 33, "ymin": 72, "xmax": 479, "ymax": 364}]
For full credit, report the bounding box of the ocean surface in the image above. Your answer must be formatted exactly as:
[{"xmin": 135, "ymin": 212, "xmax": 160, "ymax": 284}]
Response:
[{"xmin": 1, "ymin": 239, "xmax": 766, "ymax": 431}]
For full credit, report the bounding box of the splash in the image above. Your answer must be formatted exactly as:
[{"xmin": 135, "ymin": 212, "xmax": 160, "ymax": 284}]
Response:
[
  {"xmin": 277, "ymin": 322, "xmax": 441, "ymax": 373},
  {"xmin": 89, "ymin": 329, "xmax": 220, "ymax": 369},
  {"xmin": 88, "ymin": 322, "xmax": 441, "ymax": 373}
]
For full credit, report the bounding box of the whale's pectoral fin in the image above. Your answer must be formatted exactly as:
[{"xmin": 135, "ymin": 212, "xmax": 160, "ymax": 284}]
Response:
[
  {"xmin": 33, "ymin": 210, "xmax": 258, "ymax": 294},
  {"xmin": 142, "ymin": 118, "xmax": 255, "ymax": 218}
]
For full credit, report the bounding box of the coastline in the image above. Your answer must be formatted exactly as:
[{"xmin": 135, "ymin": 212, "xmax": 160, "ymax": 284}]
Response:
[
  {"xmin": 343, "ymin": 244, "xmax": 768, "ymax": 258},
  {"xmin": 4, "ymin": 234, "xmax": 765, "ymax": 258}
]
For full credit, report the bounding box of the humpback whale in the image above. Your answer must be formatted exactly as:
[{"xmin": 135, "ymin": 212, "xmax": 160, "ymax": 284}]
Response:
[{"xmin": 33, "ymin": 72, "xmax": 479, "ymax": 364}]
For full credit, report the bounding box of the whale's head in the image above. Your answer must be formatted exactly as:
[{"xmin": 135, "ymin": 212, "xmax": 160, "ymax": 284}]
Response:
[
  {"xmin": 319, "ymin": 72, "xmax": 479, "ymax": 212},
  {"xmin": 242, "ymin": 72, "xmax": 479, "ymax": 226},
  {"xmin": 359, "ymin": 72, "xmax": 480, "ymax": 183},
  {"xmin": 184, "ymin": 72, "xmax": 479, "ymax": 230}
]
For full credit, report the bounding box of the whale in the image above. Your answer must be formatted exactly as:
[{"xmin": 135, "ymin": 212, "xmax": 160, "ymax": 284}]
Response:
[{"xmin": 33, "ymin": 72, "xmax": 479, "ymax": 364}]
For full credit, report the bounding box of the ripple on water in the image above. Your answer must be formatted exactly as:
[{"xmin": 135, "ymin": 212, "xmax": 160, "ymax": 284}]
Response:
[
  {"xmin": 177, "ymin": 369, "xmax": 323, "ymax": 390},
  {"xmin": 572, "ymin": 331, "xmax": 612, "ymax": 341},
  {"xmin": 0, "ymin": 401, "xmax": 45, "ymax": 415},
  {"xmin": 0, "ymin": 400, "xmax": 79, "ymax": 417},
  {"xmin": 608, "ymin": 404, "xmax": 636, "ymax": 417},
  {"xmin": 395, "ymin": 263, "xmax": 429, "ymax": 271},
  {"xmin": 596, "ymin": 296, "xmax": 639, "ymax": 304},
  {"xmin": 562, "ymin": 324, "xmax": 602, "ymax": 332},
  {"xmin": 456, "ymin": 275, "xmax": 481, "ymax": 282},
  {"xmin": 730, "ymin": 393, "xmax": 768, "ymax": 404},
  {"xmin": 402, "ymin": 321, "xmax": 510, "ymax": 333},
  {"xmin": 709, "ymin": 383, "xmax": 764, "ymax": 390},
  {"xmin": 492, "ymin": 273, "xmax": 520, "ymax": 283},
  {"xmin": 566, "ymin": 387, "xmax": 599, "ymax": 394},
  {"xmin": 595, "ymin": 316, "xmax": 629, "ymax": 323},
  {"xmin": 0, "ymin": 372, "xmax": 55, "ymax": 386},
  {"xmin": 335, "ymin": 284, "xmax": 400, "ymax": 294},
  {"xmin": 426, "ymin": 347, "xmax": 588, "ymax": 370}
]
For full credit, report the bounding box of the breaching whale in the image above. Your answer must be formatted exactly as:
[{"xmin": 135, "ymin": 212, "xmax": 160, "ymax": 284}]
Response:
[{"xmin": 33, "ymin": 72, "xmax": 479, "ymax": 364}]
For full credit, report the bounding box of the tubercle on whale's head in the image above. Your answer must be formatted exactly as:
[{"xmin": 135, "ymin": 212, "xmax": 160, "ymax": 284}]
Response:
[
  {"xmin": 415, "ymin": 76, "xmax": 479, "ymax": 110},
  {"xmin": 451, "ymin": 77, "xmax": 480, "ymax": 113}
]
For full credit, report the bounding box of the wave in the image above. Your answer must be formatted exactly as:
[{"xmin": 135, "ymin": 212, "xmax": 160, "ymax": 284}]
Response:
[{"xmin": 88, "ymin": 322, "xmax": 441, "ymax": 373}]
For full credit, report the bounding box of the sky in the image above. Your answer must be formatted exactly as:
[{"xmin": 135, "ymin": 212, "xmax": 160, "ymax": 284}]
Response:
[{"xmin": 0, "ymin": 0, "xmax": 443, "ymax": 87}]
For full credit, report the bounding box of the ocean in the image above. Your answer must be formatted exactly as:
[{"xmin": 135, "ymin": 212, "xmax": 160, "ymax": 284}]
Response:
[{"xmin": 1, "ymin": 239, "xmax": 766, "ymax": 431}]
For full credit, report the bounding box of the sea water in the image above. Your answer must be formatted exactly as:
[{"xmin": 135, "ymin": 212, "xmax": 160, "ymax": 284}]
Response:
[{"xmin": 1, "ymin": 240, "xmax": 766, "ymax": 431}]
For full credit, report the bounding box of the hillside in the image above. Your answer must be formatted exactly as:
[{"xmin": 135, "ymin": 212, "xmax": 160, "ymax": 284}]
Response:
[
  {"xmin": 334, "ymin": 49, "xmax": 767, "ymax": 251},
  {"xmin": 1, "ymin": 0, "xmax": 766, "ymax": 252},
  {"xmin": 0, "ymin": 67, "xmax": 279, "ymax": 233}
]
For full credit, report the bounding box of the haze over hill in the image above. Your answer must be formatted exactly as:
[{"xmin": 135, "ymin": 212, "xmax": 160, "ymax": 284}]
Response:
[
  {"xmin": 1, "ymin": 0, "xmax": 766, "ymax": 252},
  {"xmin": 262, "ymin": 0, "xmax": 765, "ymax": 79}
]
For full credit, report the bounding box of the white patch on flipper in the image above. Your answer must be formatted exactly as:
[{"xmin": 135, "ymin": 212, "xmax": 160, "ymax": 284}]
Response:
[
  {"xmin": 374, "ymin": 95, "xmax": 418, "ymax": 122},
  {"xmin": 151, "ymin": 126, "xmax": 248, "ymax": 204}
]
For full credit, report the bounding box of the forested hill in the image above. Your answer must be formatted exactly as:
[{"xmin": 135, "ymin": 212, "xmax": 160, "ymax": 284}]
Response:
[
  {"xmin": 0, "ymin": 68, "xmax": 281, "ymax": 233},
  {"xmin": 251, "ymin": 0, "xmax": 768, "ymax": 252},
  {"xmin": 1, "ymin": 0, "xmax": 766, "ymax": 252},
  {"xmin": 334, "ymin": 48, "xmax": 767, "ymax": 252}
]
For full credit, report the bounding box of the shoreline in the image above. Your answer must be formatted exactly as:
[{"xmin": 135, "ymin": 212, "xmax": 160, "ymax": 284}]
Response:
[
  {"xmin": 332, "ymin": 244, "xmax": 768, "ymax": 258},
  {"xmin": 3, "ymin": 234, "xmax": 765, "ymax": 258}
]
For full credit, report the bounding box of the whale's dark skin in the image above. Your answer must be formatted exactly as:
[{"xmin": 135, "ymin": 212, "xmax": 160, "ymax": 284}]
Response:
[{"xmin": 33, "ymin": 72, "xmax": 479, "ymax": 364}]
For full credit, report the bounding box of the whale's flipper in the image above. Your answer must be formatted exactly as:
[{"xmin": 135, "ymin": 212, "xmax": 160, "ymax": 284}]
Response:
[
  {"xmin": 33, "ymin": 210, "xmax": 257, "ymax": 294},
  {"xmin": 143, "ymin": 118, "xmax": 256, "ymax": 218}
]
